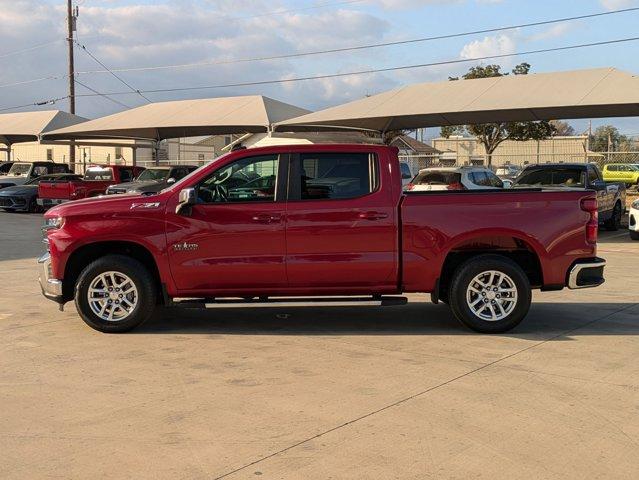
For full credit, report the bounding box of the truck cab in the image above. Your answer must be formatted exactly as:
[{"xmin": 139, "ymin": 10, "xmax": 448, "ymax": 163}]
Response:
[{"xmin": 0, "ymin": 161, "xmax": 70, "ymax": 189}]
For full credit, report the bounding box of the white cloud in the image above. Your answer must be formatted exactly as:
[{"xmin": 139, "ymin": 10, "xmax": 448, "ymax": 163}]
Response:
[
  {"xmin": 459, "ymin": 34, "xmax": 516, "ymax": 60},
  {"xmin": 599, "ymin": 0, "xmax": 639, "ymax": 10},
  {"xmin": 527, "ymin": 22, "xmax": 574, "ymax": 42}
]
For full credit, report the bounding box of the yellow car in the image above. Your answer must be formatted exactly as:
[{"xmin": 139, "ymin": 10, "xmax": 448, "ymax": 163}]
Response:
[{"xmin": 602, "ymin": 164, "xmax": 639, "ymax": 187}]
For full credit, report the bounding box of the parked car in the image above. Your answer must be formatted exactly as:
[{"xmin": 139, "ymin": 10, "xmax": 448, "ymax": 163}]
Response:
[
  {"xmin": 105, "ymin": 165, "xmax": 197, "ymax": 195},
  {"xmin": 513, "ymin": 163, "xmax": 626, "ymax": 230},
  {"xmin": 0, "ymin": 161, "xmax": 70, "ymax": 189},
  {"xmin": 629, "ymin": 199, "xmax": 639, "ymax": 240},
  {"xmin": 495, "ymin": 164, "xmax": 522, "ymax": 181},
  {"xmin": 0, "ymin": 173, "xmax": 81, "ymax": 212},
  {"xmin": 40, "ymin": 144, "xmax": 605, "ymax": 334},
  {"xmin": 406, "ymin": 166, "xmax": 504, "ymax": 191},
  {"xmin": 602, "ymin": 163, "xmax": 639, "ymax": 187},
  {"xmin": 0, "ymin": 162, "xmax": 15, "ymax": 176},
  {"xmin": 38, "ymin": 164, "xmax": 145, "ymax": 208},
  {"xmin": 399, "ymin": 162, "xmax": 413, "ymax": 188}
]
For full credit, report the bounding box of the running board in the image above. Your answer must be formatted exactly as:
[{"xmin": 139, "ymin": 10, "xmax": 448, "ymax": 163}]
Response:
[{"xmin": 172, "ymin": 296, "xmax": 408, "ymax": 309}]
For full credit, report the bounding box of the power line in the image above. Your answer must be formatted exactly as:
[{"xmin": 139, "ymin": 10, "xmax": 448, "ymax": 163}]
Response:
[
  {"xmin": 75, "ymin": 6, "xmax": 639, "ymax": 76},
  {"xmin": 75, "ymin": 79, "xmax": 132, "ymax": 109},
  {"xmin": 0, "ymin": 95, "xmax": 70, "ymax": 113},
  {"xmin": 0, "ymin": 39, "xmax": 62, "ymax": 59},
  {"xmin": 74, "ymin": 36, "xmax": 639, "ymax": 98},
  {"xmin": 74, "ymin": 40, "xmax": 152, "ymax": 102}
]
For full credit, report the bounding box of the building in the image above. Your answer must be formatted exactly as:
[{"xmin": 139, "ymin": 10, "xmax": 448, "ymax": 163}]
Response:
[{"xmin": 431, "ymin": 135, "xmax": 602, "ymax": 167}]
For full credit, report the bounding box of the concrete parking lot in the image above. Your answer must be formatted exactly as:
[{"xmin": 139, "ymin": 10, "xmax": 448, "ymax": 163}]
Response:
[{"xmin": 1, "ymin": 211, "xmax": 638, "ymax": 479}]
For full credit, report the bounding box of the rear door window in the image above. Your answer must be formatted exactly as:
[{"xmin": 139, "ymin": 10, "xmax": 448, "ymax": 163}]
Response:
[
  {"xmin": 293, "ymin": 153, "xmax": 378, "ymax": 200},
  {"xmin": 470, "ymin": 171, "xmax": 490, "ymax": 186}
]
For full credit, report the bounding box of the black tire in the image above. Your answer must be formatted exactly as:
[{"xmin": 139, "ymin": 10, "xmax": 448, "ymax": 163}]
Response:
[
  {"xmin": 448, "ymin": 254, "xmax": 531, "ymax": 334},
  {"xmin": 27, "ymin": 197, "xmax": 39, "ymax": 213},
  {"xmin": 604, "ymin": 202, "xmax": 622, "ymax": 231},
  {"xmin": 631, "ymin": 231, "xmax": 639, "ymax": 241},
  {"xmin": 74, "ymin": 255, "xmax": 157, "ymax": 333}
]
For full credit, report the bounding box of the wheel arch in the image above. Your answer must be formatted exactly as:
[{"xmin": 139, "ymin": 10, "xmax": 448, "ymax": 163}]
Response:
[{"xmin": 62, "ymin": 240, "xmax": 163, "ymax": 303}]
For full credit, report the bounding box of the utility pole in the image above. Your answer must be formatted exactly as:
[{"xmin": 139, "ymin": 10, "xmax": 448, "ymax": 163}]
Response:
[{"xmin": 66, "ymin": 0, "xmax": 77, "ymax": 171}]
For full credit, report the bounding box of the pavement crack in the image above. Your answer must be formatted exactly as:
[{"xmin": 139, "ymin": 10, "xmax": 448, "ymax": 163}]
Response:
[{"xmin": 212, "ymin": 302, "xmax": 638, "ymax": 480}]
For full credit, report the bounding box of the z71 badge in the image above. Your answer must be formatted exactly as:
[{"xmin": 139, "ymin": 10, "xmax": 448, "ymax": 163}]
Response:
[{"xmin": 173, "ymin": 242, "xmax": 199, "ymax": 252}]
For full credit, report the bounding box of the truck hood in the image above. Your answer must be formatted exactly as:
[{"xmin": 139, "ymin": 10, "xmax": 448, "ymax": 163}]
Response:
[
  {"xmin": 109, "ymin": 180, "xmax": 166, "ymax": 192},
  {"xmin": 0, "ymin": 184, "xmax": 37, "ymax": 196},
  {"xmin": 0, "ymin": 176, "xmax": 28, "ymax": 187},
  {"xmin": 46, "ymin": 191, "xmax": 166, "ymax": 217}
]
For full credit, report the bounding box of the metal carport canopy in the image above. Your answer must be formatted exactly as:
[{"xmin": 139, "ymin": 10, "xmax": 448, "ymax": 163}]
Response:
[
  {"xmin": 274, "ymin": 68, "xmax": 639, "ymax": 132},
  {"xmin": 43, "ymin": 96, "xmax": 310, "ymax": 141},
  {"xmin": 0, "ymin": 110, "xmax": 88, "ymax": 145}
]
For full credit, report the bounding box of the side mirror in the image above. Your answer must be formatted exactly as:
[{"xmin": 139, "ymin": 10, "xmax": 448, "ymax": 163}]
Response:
[
  {"xmin": 591, "ymin": 179, "xmax": 606, "ymax": 190},
  {"xmin": 167, "ymin": 177, "xmax": 176, "ymax": 184},
  {"xmin": 176, "ymin": 187, "xmax": 196, "ymax": 215}
]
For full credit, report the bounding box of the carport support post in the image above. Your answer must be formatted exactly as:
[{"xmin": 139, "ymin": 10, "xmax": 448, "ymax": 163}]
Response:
[
  {"xmin": 132, "ymin": 147, "xmax": 136, "ymax": 167},
  {"xmin": 6, "ymin": 144, "xmax": 10, "ymax": 162}
]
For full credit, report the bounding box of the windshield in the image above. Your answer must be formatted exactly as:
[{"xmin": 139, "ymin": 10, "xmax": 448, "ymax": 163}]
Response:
[
  {"xmin": 84, "ymin": 167, "xmax": 113, "ymax": 181},
  {"xmin": 7, "ymin": 163, "xmax": 31, "ymax": 176},
  {"xmin": 136, "ymin": 168, "xmax": 170, "ymax": 181},
  {"xmin": 515, "ymin": 168, "xmax": 585, "ymax": 187}
]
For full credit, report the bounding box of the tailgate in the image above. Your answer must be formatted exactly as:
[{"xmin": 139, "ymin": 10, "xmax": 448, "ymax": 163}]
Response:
[{"xmin": 38, "ymin": 180, "xmax": 76, "ymax": 200}]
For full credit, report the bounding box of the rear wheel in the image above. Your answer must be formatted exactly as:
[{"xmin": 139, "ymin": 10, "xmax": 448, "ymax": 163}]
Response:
[
  {"xmin": 28, "ymin": 197, "xmax": 38, "ymax": 213},
  {"xmin": 604, "ymin": 202, "xmax": 622, "ymax": 231},
  {"xmin": 74, "ymin": 255, "xmax": 156, "ymax": 333},
  {"xmin": 448, "ymin": 255, "xmax": 531, "ymax": 333}
]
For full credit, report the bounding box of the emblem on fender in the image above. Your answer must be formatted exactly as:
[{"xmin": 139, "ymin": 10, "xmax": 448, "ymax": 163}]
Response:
[{"xmin": 173, "ymin": 242, "xmax": 199, "ymax": 252}]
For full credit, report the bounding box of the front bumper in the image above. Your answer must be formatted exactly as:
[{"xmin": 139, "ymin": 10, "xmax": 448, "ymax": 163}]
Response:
[
  {"xmin": 37, "ymin": 198, "xmax": 68, "ymax": 207},
  {"xmin": 38, "ymin": 252, "xmax": 64, "ymax": 303},
  {"xmin": 567, "ymin": 257, "xmax": 606, "ymax": 289},
  {"xmin": 0, "ymin": 195, "xmax": 27, "ymax": 210}
]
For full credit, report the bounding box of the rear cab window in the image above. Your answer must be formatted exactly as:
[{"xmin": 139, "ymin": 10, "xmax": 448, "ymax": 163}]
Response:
[
  {"xmin": 84, "ymin": 167, "xmax": 114, "ymax": 181},
  {"xmin": 516, "ymin": 168, "xmax": 586, "ymax": 188}
]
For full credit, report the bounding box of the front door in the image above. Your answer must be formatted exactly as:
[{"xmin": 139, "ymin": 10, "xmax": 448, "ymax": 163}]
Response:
[
  {"xmin": 284, "ymin": 151, "xmax": 398, "ymax": 291},
  {"xmin": 166, "ymin": 153, "xmax": 288, "ymax": 293}
]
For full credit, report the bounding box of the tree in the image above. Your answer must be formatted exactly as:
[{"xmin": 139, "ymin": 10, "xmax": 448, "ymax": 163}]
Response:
[
  {"xmin": 550, "ymin": 120, "xmax": 575, "ymax": 136},
  {"xmin": 589, "ymin": 125, "xmax": 630, "ymax": 152},
  {"xmin": 440, "ymin": 63, "xmax": 556, "ymax": 166}
]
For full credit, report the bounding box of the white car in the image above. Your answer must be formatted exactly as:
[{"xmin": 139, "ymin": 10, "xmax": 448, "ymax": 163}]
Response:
[
  {"xmin": 630, "ymin": 199, "xmax": 639, "ymax": 240},
  {"xmin": 406, "ymin": 166, "xmax": 504, "ymax": 191}
]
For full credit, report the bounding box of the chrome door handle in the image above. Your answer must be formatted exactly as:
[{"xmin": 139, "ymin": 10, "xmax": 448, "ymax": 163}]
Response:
[
  {"xmin": 358, "ymin": 211, "xmax": 388, "ymax": 221},
  {"xmin": 252, "ymin": 214, "xmax": 281, "ymax": 224}
]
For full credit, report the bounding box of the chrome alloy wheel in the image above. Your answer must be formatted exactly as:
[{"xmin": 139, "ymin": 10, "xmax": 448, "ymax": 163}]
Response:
[
  {"xmin": 466, "ymin": 270, "xmax": 518, "ymax": 322},
  {"xmin": 87, "ymin": 271, "xmax": 138, "ymax": 322}
]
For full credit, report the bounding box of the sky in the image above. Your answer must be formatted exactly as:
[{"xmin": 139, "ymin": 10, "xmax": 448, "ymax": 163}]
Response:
[{"xmin": 1, "ymin": 0, "xmax": 638, "ymax": 138}]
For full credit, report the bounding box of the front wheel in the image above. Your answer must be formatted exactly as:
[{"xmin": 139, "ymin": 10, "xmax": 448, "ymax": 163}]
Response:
[
  {"xmin": 448, "ymin": 255, "xmax": 532, "ymax": 333},
  {"xmin": 75, "ymin": 255, "xmax": 157, "ymax": 333}
]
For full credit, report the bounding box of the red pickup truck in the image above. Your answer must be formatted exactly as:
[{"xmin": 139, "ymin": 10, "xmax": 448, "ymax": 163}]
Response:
[
  {"xmin": 37, "ymin": 165, "xmax": 145, "ymax": 208},
  {"xmin": 39, "ymin": 144, "xmax": 605, "ymax": 334}
]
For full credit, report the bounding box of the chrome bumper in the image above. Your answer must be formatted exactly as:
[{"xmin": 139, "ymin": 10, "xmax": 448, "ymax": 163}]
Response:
[
  {"xmin": 38, "ymin": 252, "xmax": 64, "ymax": 303},
  {"xmin": 568, "ymin": 258, "xmax": 606, "ymax": 290},
  {"xmin": 37, "ymin": 198, "xmax": 68, "ymax": 207}
]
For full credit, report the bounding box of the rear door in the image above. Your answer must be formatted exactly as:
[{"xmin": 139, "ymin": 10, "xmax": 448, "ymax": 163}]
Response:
[{"xmin": 285, "ymin": 151, "xmax": 398, "ymax": 290}]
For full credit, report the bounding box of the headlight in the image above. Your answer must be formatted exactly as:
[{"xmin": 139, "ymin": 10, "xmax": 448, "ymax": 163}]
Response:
[
  {"xmin": 44, "ymin": 216, "xmax": 64, "ymax": 229},
  {"xmin": 632, "ymin": 199, "xmax": 639, "ymax": 209}
]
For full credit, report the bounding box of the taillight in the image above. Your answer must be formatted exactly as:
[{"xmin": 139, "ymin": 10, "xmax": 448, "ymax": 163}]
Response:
[
  {"xmin": 447, "ymin": 182, "xmax": 464, "ymax": 190},
  {"xmin": 580, "ymin": 197, "xmax": 598, "ymax": 245},
  {"xmin": 405, "ymin": 183, "xmax": 415, "ymax": 191}
]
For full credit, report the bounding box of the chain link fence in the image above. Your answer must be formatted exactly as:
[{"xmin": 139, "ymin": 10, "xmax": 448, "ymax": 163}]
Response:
[{"xmin": 398, "ymin": 152, "xmax": 639, "ymax": 174}]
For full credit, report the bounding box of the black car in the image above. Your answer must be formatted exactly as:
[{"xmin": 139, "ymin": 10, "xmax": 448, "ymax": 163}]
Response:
[
  {"xmin": 0, "ymin": 173, "xmax": 81, "ymax": 213},
  {"xmin": 105, "ymin": 165, "xmax": 197, "ymax": 195},
  {"xmin": 0, "ymin": 162, "xmax": 15, "ymax": 176}
]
